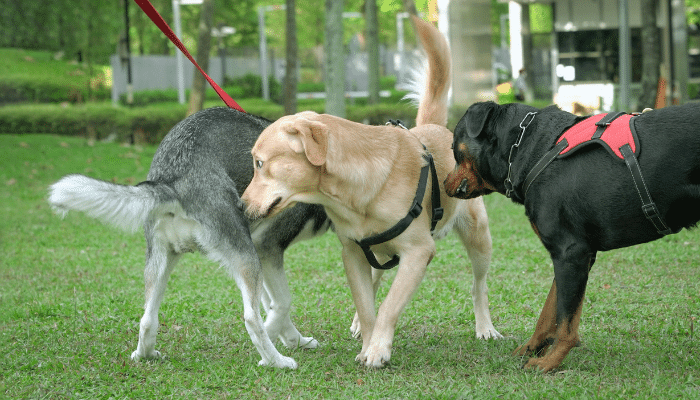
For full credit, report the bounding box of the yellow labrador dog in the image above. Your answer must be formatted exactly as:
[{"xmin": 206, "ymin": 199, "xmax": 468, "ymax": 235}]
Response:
[{"xmin": 242, "ymin": 15, "xmax": 501, "ymax": 367}]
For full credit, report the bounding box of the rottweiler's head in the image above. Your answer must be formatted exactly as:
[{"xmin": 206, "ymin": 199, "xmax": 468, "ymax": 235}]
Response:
[{"xmin": 445, "ymin": 101, "xmax": 537, "ymax": 199}]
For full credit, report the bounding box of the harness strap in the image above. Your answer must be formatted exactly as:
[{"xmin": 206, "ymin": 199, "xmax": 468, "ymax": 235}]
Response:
[
  {"xmin": 522, "ymin": 138, "xmax": 569, "ymax": 198},
  {"xmin": 523, "ymin": 112, "xmax": 673, "ymax": 237},
  {"xmin": 428, "ymin": 153, "xmax": 444, "ymax": 230},
  {"xmin": 592, "ymin": 111, "xmax": 626, "ymax": 139},
  {"xmin": 619, "ymin": 144, "xmax": 673, "ymax": 236},
  {"xmin": 355, "ymin": 152, "xmax": 442, "ymax": 270}
]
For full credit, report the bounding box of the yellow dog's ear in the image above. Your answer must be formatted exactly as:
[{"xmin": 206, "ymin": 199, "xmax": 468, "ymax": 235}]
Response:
[{"xmin": 282, "ymin": 117, "xmax": 328, "ymax": 166}]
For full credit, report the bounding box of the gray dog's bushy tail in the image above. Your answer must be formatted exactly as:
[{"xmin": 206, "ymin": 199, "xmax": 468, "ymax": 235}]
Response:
[
  {"xmin": 48, "ymin": 174, "xmax": 161, "ymax": 233},
  {"xmin": 403, "ymin": 15, "xmax": 451, "ymax": 128}
]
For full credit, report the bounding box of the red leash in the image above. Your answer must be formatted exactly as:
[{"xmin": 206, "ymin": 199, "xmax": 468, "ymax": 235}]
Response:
[{"xmin": 133, "ymin": 0, "xmax": 245, "ymax": 112}]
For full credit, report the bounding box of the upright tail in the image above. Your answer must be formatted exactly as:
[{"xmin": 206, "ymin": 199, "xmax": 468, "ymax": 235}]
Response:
[
  {"xmin": 48, "ymin": 174, "xmax": 161, "ymax": 233},
  {"xmin": 407, "ymin": 15, "xmax": 451, "ymax": 127}
]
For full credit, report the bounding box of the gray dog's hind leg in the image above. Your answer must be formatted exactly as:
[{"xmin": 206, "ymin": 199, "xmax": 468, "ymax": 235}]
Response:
[
  {"xmin": 259, "ymin": 250, "xmax": 318, "ymax": 349},
  {"xmin": 131, "ymin": 224, "xmax": 181, "ymax": 361}
]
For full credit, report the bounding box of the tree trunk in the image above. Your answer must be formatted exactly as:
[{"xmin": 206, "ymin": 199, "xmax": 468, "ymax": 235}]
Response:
[
  {"xmin": 520, "ymin": 4, "xmax": 535, "ymax": 102},
  {"xmin": 638, "ymin": 0, "xmax": 660, "ymax": 109},
  {"xmin": 284, "ymin": 0, "xmax": 298, "ymax": 115},
  {"xmin": 187, "ymin": 0, "xmax": 214, "ymax": 117},
  {"xmin": 365, "ymin": 0, "xmax": 380, "ymax": 105},
  {"xmin": 324, "ymin": 0, "xmax": 345, "ymax": 118}
]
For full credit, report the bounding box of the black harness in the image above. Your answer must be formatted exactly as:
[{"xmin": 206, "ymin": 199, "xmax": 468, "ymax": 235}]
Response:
[{"xmin": 354, "ymin": 120, "xmax": 444, "ymax": 270}]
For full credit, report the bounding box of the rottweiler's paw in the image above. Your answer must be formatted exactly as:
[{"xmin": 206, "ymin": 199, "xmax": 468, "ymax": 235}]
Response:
[
  {"xmin": 522, "ymin": 357, "xmax": 558, "ymax": 373},
  {"xmin": 513, "ymin": 337, "xmax": 554, "ymax": 357},
  {"xmin": 512, "ymin": 344, "xmax": 535, "ymax": 357}
]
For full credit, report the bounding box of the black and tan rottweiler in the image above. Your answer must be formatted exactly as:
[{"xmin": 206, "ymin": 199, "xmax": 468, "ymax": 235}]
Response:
[{"xmin": 444, "ymin": 101, "xmax": 700, "ymax": 372}]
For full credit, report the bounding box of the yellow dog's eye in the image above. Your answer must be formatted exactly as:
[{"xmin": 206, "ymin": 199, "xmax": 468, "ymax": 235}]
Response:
[{"xmin": 256, "ymin": 160, "xmax": 263, "ymax": 169}]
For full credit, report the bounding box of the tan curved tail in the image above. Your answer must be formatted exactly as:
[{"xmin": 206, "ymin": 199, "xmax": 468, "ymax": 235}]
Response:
[{"xmin": 411, "ymin": 15, "xmax": 451, "ymax": 127}]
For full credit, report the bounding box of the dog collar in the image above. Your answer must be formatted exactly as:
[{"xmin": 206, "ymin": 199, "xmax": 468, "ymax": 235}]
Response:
[{"xmin": 504, "ymin": 112, "xmax": 537, "ymax": 199}]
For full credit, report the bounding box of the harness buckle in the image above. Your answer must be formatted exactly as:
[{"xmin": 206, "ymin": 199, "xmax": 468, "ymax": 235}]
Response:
[
  {"xmin": 433, "ymin": 207, "xmax": 444, "ymax": 223},
  {"xmin": 641, "ymin": 203, "xmax": 659, "ymax": 219},
  {"xmin": 409, "ymin": 201, "xmax": 423, "ymax": 218},
  {"xmin": 642, "ymin": 203, "xmax": 659, "ymax": 218},
  {"xmin": 386, "ymin": 119, "xmax": 408, "ymax": 130}
]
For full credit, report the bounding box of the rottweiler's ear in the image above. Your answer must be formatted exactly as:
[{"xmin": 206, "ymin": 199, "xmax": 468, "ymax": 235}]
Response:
[
  {"xmin": 283, "ymin": 117, "xmax": 328, "ymax": 166},
  {"xmin": 465, "ymin": 102, "xmax": 496, "ymax": 138}
]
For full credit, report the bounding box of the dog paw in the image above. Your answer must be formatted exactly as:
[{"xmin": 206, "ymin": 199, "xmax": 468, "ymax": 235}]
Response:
[
  {"xmin": 361, "ymin": 345, "xmax": 391, "ymax": 368},
  {"xmin": 513, "ymin": 337, "xmax": 554, "ymax": 357},
  {"xmin": 476, "ymin": 327, "xmax": 504, "ymax": 340},
  {"xmin": 258, "ymin": 355, "xmax": 298, "ymax": 369},
  {"xmin": 298, "ymin": 336, "xmax": 319, "ymax": 349},
  {"xmin": 349, "ymin": 314, "xmax": 361, "ymax": 339},
  {"xmin": 130, "ymin": 349, "xmax": 162, "ymax": 362},
  {"xmin": 522, "ymin": 357, "xmax": 558, "ymax": 373},
  {"xmin": 512, "ymin": 344, "xmax": 534, "ymax": 357},
  {"xmin": 279, "ymin": 333, "xmax": 319, "ymax": 349}
]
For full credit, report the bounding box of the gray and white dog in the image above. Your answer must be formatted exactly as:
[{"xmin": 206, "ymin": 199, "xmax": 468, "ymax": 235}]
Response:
[{"xmin": 48, "ymin": 107, "xmax": 330, "ymax": 368}]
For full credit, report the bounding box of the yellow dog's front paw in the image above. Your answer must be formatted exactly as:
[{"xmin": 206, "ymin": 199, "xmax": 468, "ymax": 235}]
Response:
[{"xmin": 359, "ymin": 344, "xmax": 391, "ymax": 368}]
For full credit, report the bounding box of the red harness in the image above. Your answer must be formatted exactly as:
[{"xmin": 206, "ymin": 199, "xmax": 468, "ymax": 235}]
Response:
[
  {"xmin": 556, "ymin": 112, "xmax": 639, "ymax": 160},
  {"xmin": 520, "ymin": 111, "xmax": 672, "ymax": 236}
]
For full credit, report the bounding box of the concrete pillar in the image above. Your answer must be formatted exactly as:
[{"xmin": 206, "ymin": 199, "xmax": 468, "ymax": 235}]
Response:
[{"xmin": 448, "ymin": 0, "xmax": 496, "ymax": 107}]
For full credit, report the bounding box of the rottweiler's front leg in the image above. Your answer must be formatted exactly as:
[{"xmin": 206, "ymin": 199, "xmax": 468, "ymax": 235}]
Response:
[
  {"xmin": 513, "ymin": 279, "xmax": 558, "ymax": 357},
  {"xmin": 522, "ymin": 250, "xmax": 595, "ymax": 372},
  {"xmin": 514, "ymin": 222, "xmax": 559, "ymax": 356},
  {"xmin": 524, "ymin": 291, "xmax": 584, "ymax": 372}
]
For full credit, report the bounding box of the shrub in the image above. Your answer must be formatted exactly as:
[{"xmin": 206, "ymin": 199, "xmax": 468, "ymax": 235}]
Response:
[
  {"xmin": 119, "ymin": 86, "xmax": 246, "ymax": 106},
  {"xmin": 0, "ymin": 103, "xmax": 186, "ymax": 144},
  {"xmin": 225, "ymin": 74, "xmax": 281, "ymax": 102},
  {"xmin": 0, "ymin": 75, "xmax": 111, "ymax": 104},
  {"xmin": 297, "ymin": 81, "xmax": 326, "ymax": 93},
  {"xmin": 347, "ymin": 102, "xmax": 417, "ymax": 126},
  {"xmin": 0, "ymin": 98, "xmax": 421, "ymax": 144},
  {"xmin": 0, "ymin": 48, "xmax": 112, "ymax": 104}
]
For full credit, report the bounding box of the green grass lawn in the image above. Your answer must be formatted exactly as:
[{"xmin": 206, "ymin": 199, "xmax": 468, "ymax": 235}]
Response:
[{"xmin": 1, "ymin": 134, "xmax": 699, "ymax": 398}]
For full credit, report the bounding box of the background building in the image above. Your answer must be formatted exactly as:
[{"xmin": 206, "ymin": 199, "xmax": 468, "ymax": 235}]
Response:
[{"xmin": 446, "ymin": 0, "xmax": 692, "ymax": 112}]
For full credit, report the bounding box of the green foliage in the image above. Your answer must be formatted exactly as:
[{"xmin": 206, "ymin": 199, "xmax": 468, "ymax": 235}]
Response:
[
  {"xmin": 0, "ymin": 103, "xmax": 185, "ymax": 144},
  {"xmin": 260, "ymin": 0, "xmax": 433, "ymax": 58},
  {"xmin": 492, "ymin": 0, "xmax": 510, "ymax": 47},
  {"xmin": 530, "ymin": 3, "xmax": 553, "ymax": 34},
  {"xmin": 0, "ymin": 48, "xmax": 111, "ymax": 104},
  {"xmin": 1, "ymin": 134, "xmax": 699, "ymax": 398},
  {"xmin": 0, "ymin": 98, "xmax": 419, "ymax": 143},
  {"xmin": 118, "ymin": 86, "xmax": 246, "ymax": 107},
  {"xmin": 688, "ymin": 0, "xmax": 700, "ymax": 27},
  {"xmin": 0, "ymin": 1, "xmax": 122, "ymax": 65},
  {"xmin": 225, "ymin": 73, "xmax": 282, "ymax": 102}
]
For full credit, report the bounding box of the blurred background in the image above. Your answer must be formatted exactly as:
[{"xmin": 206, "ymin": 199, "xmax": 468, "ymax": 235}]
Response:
[{"xmin": 1, "ymin": 0, "xmax": 698, "ymax": 142}]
